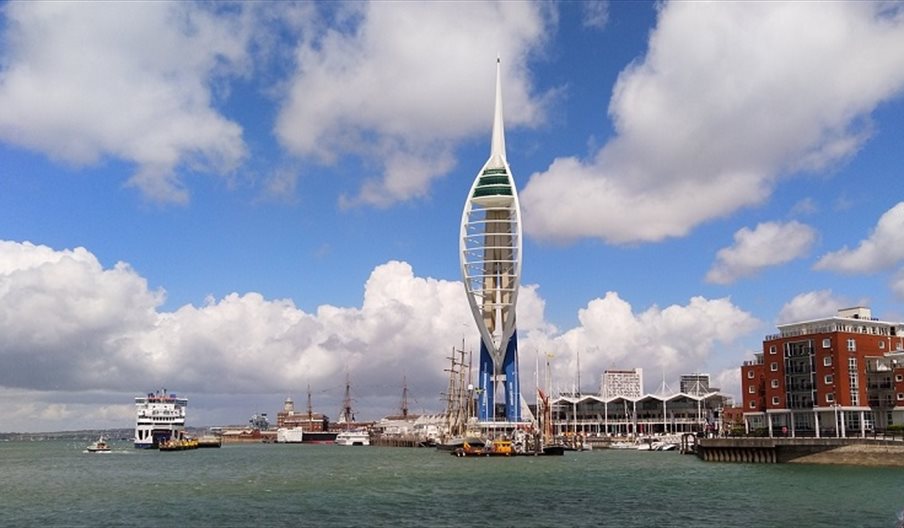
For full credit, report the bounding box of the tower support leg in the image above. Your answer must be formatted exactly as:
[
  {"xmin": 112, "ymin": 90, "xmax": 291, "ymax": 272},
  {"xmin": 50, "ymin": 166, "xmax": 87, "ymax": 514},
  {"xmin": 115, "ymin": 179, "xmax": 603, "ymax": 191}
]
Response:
[
  {"xmin": 503, "ymin": 331, "xmax": 520, "ymax": 422},
  {"xmin": 478, "ymin": 340, "xmax": 495, "ymax": 421}
]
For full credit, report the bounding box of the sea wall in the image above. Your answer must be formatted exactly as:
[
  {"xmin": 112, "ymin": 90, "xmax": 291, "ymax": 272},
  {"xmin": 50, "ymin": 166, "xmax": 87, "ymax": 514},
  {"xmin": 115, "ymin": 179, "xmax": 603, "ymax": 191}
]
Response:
[{"xmin": 696, "ymin": 437, "xmax": 904, "ymax": 467}]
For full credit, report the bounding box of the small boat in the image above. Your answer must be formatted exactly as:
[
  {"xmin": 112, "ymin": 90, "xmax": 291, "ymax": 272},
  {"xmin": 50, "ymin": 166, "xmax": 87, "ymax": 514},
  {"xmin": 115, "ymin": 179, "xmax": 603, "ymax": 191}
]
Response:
[
  {"xmin": 158, "ymin": 438, "xmax": 199, "ymax": 451},
  {"xmin": 540, "ymin": 444, "xmax": 566, "ymax": 456},
  {"xmin": 335, "ymin": 430, "xmax": 370, "ymax": 446},
  {"xmin": 452, "ymin": 438, "xmax": 515, "ymax": 457},
  {"xmin": 85, "ymin": 436, "xmax": 111, "ymax": 453}
]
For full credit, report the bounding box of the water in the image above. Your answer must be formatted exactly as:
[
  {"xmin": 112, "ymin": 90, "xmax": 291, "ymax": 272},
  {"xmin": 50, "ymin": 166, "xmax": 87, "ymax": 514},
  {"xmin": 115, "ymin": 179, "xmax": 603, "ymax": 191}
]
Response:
[{"xmin": 2, "ymin": 440, "xmax": 903, "ymax": 527}]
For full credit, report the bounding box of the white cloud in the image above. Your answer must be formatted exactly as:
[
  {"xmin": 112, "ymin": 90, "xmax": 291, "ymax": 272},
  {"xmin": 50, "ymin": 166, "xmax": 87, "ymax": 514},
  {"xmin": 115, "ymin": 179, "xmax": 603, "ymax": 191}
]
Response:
[
  {"xmin": 0, "ymin": 2, "xmax": 251, "ymax": 203},
  {"xmin": 521, "ymin": 2, "xmax": 904, "ymax": 244},
  {"xmin": 527, "ymin": 292, "xmax": 758, "ymax": 395},
  {"xmin": 275, "ymin": 1, "xmax": 553, "ymax": 207},
  {"xmin": 706, "ymin": 221, "xmax": 817, "ymax": 284},
  {"xmin": 776, "ymin": 290, "xmax": 857, "ymax": 324},
  {"xmin": 815, "ymin": 202, "xmax": 904, "ymax": 273},
  {"xmin": 0, "ymin": 239, "xmax": 759, "ymax": 430}
]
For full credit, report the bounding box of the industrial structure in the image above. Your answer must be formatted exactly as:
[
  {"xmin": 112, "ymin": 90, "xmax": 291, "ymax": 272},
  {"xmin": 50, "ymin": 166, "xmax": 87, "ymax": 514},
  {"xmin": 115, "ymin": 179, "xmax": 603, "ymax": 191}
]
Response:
[
  {"xmin": 740, "ymin": 306, "xmax": 904, "ymax": 437},
  {"xmin": 460, "ymin": 58, "xmax": 523, "ymax": 423}
]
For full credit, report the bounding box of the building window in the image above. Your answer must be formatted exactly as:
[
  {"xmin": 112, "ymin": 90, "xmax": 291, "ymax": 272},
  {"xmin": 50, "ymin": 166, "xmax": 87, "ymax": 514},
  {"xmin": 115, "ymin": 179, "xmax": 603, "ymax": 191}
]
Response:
[
  {"xmin": 896, "ymin": 374, "xmax": 903, "ymax": 383},
  {"xmin": 747, "ymin": 370, "xmax": 755, "ymax": 379},
  {"xmin": 770, "ymin": 379, "xmax": 779, "ymax": 389},
  {"xmin": 771, "ymin": 396, "xmax": 780, "ymax": 405},
  {"xmin": 822, "ymin": 338, "xmax": 831, "ymax": 348},
  {"xmin": 898, "ymin": 393, "xmax": 904, "ymax": 401},
  {"xmin": 880, "ymin": 341, "xmax": 886, "ymax": 349},
  {"xmin": 770, "ymin": 362, "xmax": 778, "ymax": 372},
  {"xmin": 824, "ymin": 375, "xmax": 833, "ymax": 384},
  {"xmin": 823, "ymin": 356, "xmax": 832, "ymax": 367},
  {"xmin": 826, "ymin": 393, "xmax": 835, "ymax": 403},
  {"xmin": 749, "ymin": 401, "xmax": 756, "ymax": 409},
  {"xmin": 847, "ymin": 338, "xmax": 856, "ymax": 351},
  {"xmin": 748, "ymin": 385, "xmax": 756, "ymax": 394},
  {"xmin": 769, "ymin": 345, "xmax": 776, "ymax": 355}
]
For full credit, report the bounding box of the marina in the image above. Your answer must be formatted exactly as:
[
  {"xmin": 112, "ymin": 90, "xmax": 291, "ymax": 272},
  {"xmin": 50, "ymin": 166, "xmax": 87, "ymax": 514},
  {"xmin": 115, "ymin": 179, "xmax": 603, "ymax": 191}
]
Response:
[{"xmin": 3, "ymin": 439, "xmax": 903, "ymax": 527}]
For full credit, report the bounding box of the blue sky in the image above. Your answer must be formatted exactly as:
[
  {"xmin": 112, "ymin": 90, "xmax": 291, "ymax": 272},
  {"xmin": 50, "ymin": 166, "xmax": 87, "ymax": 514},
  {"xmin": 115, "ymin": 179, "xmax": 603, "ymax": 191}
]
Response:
[{"xmin": 2, "ymin": 1, "xmax": 904, "ymax": 432}]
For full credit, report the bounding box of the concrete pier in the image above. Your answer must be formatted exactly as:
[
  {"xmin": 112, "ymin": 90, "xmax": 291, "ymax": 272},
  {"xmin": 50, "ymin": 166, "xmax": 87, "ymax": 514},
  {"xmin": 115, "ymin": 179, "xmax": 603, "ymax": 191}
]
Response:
[{"xmin": 696, "ymin": 437, "xmax": 904, "ymax": 466}]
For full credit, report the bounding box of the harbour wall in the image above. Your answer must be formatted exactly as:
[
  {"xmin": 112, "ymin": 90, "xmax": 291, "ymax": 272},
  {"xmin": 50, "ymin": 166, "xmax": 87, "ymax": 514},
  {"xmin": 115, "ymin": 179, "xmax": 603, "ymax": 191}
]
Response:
[{"xmin": 696, "ymin": 437, "xmax": 904, "ymax": 466}]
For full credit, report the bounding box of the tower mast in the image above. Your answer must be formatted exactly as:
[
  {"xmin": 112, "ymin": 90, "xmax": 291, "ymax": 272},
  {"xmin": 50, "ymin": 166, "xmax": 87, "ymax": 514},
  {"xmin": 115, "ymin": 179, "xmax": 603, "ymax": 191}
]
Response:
[{"xmin": 459, "ymin": 57, "xmax": 523, "ymax": 423}]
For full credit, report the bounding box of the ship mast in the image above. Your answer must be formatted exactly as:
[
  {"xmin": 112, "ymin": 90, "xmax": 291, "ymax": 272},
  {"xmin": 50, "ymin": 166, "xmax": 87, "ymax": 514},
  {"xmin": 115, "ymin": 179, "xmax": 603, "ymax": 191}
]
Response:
[
  {"xmin": 306, "ymin": 383, "xmax": 313, "ymax": 430},
  {"xmin": 401, "ymin": 376, "xmax": 409, "ymax": 418}
]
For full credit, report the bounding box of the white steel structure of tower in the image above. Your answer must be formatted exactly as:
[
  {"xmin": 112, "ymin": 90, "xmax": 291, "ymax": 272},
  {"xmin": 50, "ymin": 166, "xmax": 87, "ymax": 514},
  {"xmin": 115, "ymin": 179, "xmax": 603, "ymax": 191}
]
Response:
[{"xmin": 459, "ymin": 58, "xmax": 522, "ymax": 421}]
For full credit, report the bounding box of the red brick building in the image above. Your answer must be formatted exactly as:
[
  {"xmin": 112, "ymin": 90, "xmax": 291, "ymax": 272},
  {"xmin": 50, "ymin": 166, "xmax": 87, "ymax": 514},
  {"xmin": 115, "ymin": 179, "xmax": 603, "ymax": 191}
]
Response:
[{"xmin": 741, "ymin": 307, "xmax": 904, "ymax": 437}]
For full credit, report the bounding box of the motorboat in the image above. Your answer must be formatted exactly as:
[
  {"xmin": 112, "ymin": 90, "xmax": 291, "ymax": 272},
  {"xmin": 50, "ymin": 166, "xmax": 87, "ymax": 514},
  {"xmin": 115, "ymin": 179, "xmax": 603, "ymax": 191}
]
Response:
[{"xmin": 85, "ymin": 436, "xmax": 111, "ymax": 453}]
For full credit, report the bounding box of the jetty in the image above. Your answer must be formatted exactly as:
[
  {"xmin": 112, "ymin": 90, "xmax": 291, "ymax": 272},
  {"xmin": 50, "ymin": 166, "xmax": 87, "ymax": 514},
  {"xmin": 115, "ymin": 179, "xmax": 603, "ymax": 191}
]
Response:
[{"xmin": 694, "ymin": 436, "xmax": 904, "ymax": 466}]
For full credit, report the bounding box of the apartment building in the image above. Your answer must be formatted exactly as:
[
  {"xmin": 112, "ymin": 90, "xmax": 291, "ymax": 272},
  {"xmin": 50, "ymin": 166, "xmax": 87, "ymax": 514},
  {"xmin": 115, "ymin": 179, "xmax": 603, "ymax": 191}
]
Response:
[{"xmin": 741, "ymin": 307, "xmax": 904, "ymax": 436}]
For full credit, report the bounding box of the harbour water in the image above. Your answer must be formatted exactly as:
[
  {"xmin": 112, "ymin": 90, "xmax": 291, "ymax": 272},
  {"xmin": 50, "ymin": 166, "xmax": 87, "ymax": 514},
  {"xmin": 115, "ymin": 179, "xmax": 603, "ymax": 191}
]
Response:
[{"xmin": 2, "ymin": 440, "xmax": 902, "ymax": 527}]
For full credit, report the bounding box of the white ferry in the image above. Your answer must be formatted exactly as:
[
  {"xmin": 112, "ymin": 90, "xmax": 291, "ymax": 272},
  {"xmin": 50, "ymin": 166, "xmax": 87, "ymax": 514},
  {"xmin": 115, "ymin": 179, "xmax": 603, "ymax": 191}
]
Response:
[
  {"xmin": 335, "ymin": 429, "xmax": 370, "ymax": 446},
  {"xmin": 134, "ymin": 389, "xmax": 188, "ymax": 449}
]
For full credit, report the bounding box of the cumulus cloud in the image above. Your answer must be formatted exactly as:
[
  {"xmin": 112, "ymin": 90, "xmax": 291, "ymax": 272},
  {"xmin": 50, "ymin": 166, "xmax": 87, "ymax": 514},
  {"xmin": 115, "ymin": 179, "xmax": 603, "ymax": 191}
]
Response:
[
  {"xmin": 521, "ymin": 2, "xmax": 904, "ymax": 244},
  {"xmin": 529, "ymin": 292, "xmax": 758, "ymax": 394},
  {"xmin": 0, "ymin": 2, "xmax": 251, "ymax": 203},
  {"xmin": 0, "ymin": 240, "xmax": 760, "ymax": 430},
  {"xmin": 776, "ymin": 290, "xmax": 857, "ymax": 324},
  {"xmin": 815, "ymin": 202, "xmax": 904, "ymax": 273},
  {"xmin": 275, "ymin": 1, "xmax": 553, "ymax": 207},
  {"xmin": 706, "ymin": 221, "xmax": 817, "ymax": 284}
]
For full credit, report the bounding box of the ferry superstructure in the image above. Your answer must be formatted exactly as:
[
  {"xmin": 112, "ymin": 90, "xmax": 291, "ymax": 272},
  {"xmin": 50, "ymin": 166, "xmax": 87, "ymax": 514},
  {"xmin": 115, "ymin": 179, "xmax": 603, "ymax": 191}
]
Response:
[
  {"xmin": 460, "ymin": 58, "xmax": 523, "ymax": 422},
  {"xmin": 134, "ymin": 389, "xmax": 187, "ymax": 448}
]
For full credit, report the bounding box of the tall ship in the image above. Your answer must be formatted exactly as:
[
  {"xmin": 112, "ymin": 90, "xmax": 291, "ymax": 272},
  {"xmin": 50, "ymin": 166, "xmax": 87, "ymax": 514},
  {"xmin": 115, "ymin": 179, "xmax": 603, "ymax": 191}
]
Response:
[{"xmin": 134, "ymin": 389, "xmax": 188, "ymax": 448}]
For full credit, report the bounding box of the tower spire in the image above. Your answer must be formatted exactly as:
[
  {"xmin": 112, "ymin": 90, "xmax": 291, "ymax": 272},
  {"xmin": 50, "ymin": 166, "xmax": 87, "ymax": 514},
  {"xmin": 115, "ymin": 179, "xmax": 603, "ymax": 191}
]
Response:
[{"xmin": 489, "ymin": 56, "xmax": 506, "ymax": 168}]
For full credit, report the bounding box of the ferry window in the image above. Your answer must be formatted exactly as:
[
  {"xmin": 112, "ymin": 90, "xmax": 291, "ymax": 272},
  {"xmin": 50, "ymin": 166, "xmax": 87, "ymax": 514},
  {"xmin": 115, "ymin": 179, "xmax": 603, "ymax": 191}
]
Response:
[
  {"xmin": 826, "ymin": 393, "xmax": 835, "ymax": 403},
  {"xmin": 770, "ymin": 379, "xmax": 779, "ymax": 389},
  {"xmin": 770, "ymin": 362, "xmax": 778, "ymax": 372},
  {"xmin": 822, "ymin": 338, "xmax": 831, "ymax": 348},
  {"xmin": 771, "ymin": 396, "xmax": 780, "ymax": 405},
  {"xmin": 824, "ymin": 375, "xmax": 833, "ymax": 384},
  {"xmin": 847, "ymin": 338, "xmax": 856, "ymax": 351},
  {"xmin": 824, "ymin": 356, "xmax": 832, "ymax": 367}
]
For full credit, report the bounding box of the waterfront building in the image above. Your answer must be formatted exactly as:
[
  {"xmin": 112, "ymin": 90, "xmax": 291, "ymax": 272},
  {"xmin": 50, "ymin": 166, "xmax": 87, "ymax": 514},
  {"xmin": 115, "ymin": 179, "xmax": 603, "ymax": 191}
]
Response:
[
  {"xmin": 740, "ymin": 306, "xmax": 904, "ymax": 437},
  {"xmin": 460, "ymin": 58, "xmax": 523, "ymax": 423},
  {"xmin": 551, "ymin": 390, "xmax": 728, "ymax": 437},
  {"xmin": 275, "ymin": 396, "xmax": 330, "ymax": 432},
  {"xmin": 601, "ymin": 368, "xmax": 643, "ymax": 399}
]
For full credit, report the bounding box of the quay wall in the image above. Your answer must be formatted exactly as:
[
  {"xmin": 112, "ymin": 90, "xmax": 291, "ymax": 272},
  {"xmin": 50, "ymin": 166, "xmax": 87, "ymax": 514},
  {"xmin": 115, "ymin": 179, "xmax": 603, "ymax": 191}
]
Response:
[{"xmin": 696, "ymin": 438, "xmax": 904, "ymax": 467}]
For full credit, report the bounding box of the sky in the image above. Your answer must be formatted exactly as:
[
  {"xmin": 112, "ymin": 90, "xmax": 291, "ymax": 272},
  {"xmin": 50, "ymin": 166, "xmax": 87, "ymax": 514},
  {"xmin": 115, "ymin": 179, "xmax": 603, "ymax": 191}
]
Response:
[{"xmin": 2, "ymin": 1, "xmax": 904, "ymax": 432}]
